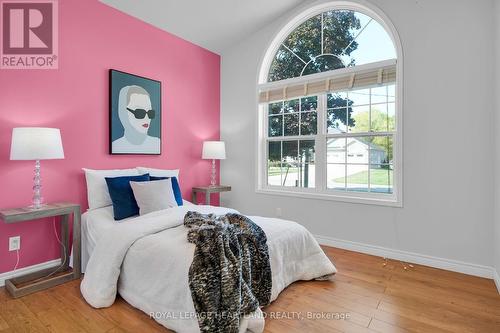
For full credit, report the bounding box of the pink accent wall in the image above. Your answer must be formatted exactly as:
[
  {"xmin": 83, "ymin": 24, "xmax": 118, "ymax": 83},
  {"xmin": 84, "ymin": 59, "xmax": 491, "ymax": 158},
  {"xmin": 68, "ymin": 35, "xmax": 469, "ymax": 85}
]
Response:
[{"xmin": 0, "ymin": 1, "xmax": 220, "ymax": 274}]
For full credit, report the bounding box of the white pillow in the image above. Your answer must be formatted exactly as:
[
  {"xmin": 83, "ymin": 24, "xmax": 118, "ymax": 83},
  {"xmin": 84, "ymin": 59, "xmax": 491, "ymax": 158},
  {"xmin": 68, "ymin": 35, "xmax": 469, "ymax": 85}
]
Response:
[
  {"xmin": 136, "ymin": 167, "xmax": 179, "ymax": 178},
  {"xmin": 83, "ymin": 168, "xmax": 140, "ymax": 210},
  {"xmin": 130, "ymin": 179, "xmax": 178, "ymax": 215}
]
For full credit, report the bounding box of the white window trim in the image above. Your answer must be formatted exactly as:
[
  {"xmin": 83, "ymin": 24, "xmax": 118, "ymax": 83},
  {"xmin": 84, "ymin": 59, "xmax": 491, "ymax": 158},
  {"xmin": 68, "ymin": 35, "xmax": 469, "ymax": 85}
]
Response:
[{"xmin": 255, "ymin": 1, "xmax": 403, "ymax": 207}]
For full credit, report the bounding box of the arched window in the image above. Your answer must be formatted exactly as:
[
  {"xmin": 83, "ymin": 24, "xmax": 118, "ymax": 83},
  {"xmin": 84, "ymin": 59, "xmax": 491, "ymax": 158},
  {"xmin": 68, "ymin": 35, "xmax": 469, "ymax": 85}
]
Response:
[{"xmin": 257, "ymin": 3, "xmax": 402, "ymax": 206}]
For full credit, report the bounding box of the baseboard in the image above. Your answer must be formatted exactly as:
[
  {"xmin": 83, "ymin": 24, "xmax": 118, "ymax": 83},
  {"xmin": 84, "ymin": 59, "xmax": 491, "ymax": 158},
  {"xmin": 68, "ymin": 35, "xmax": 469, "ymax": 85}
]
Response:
[
  {"xmin": 316, "ymin": 235, "xmax": 495, "ymax": 279},
  {"xmin": 494, "ymin": 269, "xmax": 500, "ymax": 294},
  {"xmin": 0, "ymin": 259, "xmax": 61, "ymax": 287}
]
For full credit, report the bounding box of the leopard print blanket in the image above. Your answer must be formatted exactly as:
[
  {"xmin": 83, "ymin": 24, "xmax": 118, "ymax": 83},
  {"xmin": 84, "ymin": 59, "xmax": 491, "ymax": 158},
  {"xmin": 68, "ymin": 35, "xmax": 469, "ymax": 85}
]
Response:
[{"xmin": 184, "ymin": 211, "xmax": 272, "ymax": 333}]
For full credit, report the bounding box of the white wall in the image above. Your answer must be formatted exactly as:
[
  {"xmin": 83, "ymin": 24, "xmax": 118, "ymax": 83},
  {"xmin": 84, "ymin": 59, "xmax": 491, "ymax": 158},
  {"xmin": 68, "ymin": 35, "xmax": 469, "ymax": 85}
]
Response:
[
  {"xmin": 494, "ymin": 0, "xmax": 500, "ymax": 284},
  {"xmin": 221, "ymin": 0, "xmax": 494, "ymax": 268}
]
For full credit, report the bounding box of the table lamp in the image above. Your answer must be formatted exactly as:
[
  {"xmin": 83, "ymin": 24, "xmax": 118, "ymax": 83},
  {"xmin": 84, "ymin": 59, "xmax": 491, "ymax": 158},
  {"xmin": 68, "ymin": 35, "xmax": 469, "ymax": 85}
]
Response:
[
  {"xmin": 202, "ymin": 141, "xmax": 226, "ymax": 187},
  {"xmin": 10, "ymin": 127, "xmax": 65, "ymax": 209}
]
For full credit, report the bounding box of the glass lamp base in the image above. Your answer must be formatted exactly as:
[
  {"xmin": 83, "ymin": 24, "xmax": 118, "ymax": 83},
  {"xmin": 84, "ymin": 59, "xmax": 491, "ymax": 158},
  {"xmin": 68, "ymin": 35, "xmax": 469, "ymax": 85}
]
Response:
[
  {"xmin": 31, "ymin": 160, "xmax": 44, "ymax": 209},
  {"xmin": 210, "ymin": 159, "xmax": 218, "ymax": 187}
]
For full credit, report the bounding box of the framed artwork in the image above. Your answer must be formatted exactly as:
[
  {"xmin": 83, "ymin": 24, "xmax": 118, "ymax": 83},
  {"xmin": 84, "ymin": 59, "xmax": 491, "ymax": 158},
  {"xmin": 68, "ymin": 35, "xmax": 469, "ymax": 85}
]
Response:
[{"xmin": 109, "ymin": 69, "xmax": 162, "ymax": 155}]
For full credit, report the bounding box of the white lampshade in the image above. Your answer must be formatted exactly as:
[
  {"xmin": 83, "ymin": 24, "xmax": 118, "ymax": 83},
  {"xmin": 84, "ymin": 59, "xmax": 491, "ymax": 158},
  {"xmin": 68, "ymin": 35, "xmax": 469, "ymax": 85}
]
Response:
[
  {"xmin": 202, "ymin": 141, "xmax": 226, "ymax": 160},
  {"xmin": 10, "ymin": 127, "xmax": 65, "ymax": 161}
]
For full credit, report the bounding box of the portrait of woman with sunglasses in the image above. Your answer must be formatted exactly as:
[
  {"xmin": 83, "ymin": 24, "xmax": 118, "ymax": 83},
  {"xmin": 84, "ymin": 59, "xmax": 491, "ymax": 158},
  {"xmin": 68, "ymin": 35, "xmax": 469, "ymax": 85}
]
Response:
[{"xmin": 111, "ymin": 84, "xmax": 161, "ymax": 154}]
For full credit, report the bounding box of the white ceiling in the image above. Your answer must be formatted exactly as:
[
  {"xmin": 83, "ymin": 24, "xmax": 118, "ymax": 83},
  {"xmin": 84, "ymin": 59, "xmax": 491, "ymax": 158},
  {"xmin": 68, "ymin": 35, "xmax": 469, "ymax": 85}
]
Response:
[{"xmin": 100, "ymin": 0, "xmax": 305, "ymax": 54}]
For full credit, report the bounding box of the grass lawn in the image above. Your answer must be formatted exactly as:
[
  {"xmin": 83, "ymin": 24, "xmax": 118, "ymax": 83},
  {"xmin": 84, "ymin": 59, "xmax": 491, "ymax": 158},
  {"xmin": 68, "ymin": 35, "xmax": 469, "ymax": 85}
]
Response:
[
  {"xmin": 268, "ymin": 167, "xmax": 299, "ymax": 176},
  {"xmin": 335, "ymin": 169, "xmax": 392, "ymax": 185}
]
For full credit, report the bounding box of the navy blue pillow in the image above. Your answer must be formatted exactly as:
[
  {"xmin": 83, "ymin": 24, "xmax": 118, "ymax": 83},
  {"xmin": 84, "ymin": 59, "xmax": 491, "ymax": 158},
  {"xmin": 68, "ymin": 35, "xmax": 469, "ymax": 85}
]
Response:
[
  {"xmin": 150, "ymin": 176, "xmax": 183, "ymax": 206},
  {"xmin": 105, "ymin": 174, "xmax": 150, "ymax": 220}
]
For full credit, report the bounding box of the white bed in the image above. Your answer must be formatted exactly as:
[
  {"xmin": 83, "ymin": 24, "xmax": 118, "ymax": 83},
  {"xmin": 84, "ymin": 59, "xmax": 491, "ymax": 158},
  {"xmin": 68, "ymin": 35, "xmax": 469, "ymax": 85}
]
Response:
[
  {"xmin": 80, "ymin": 200, "xmax": 195, "ymax": 272},
  {"xmin": 80, "ymin": 203, "xmax": 336, "ymax": 333}
]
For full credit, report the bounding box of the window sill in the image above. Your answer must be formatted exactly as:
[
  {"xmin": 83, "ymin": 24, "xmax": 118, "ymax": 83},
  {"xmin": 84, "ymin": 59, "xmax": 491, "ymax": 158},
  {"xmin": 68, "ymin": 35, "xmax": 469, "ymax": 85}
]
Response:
[{"xmin": 255, "ymin": 187, "xmax": 402, "ymax": 207}]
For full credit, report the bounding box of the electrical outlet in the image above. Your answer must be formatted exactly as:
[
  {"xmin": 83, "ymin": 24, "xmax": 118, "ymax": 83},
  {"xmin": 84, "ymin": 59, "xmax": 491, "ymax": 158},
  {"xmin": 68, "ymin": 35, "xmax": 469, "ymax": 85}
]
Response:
[
  {"xmin": 9, "ymin": 236, "xmax": 20, "ymax": 251},
  {"xmin": 276, "ymin": 208, "xmax": 282, "ymax": 217}
]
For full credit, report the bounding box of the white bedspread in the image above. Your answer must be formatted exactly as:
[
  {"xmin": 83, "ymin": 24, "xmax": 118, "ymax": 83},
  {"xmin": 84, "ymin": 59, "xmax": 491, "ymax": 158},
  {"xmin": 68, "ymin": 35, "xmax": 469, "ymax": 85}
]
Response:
[{"xmin": 81, "ymin": 205, "xmax": 336, "ymax": 333}]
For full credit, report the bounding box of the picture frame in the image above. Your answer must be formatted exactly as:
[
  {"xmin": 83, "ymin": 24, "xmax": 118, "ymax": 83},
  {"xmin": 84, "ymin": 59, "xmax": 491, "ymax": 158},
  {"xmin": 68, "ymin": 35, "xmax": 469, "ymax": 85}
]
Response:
[{"xmin": 109, "ymin": 69, "xmax": 162, "ymax": 155}]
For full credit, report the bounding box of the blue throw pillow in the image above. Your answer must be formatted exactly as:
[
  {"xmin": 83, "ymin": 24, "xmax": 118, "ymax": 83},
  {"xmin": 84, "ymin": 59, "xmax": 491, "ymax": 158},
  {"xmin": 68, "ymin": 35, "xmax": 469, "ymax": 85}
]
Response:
[
  {"xmin": 150, "ymin": 176, "xmax": 183, "ymax": 206},
  {"xmin": 105, "ymin": 174, "xmax": 150, "ymax": 220}
]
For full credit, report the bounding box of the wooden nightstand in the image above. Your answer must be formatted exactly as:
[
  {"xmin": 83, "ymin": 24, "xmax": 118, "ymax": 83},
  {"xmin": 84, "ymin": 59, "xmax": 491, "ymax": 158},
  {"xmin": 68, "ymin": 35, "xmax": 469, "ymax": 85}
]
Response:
[
  {"xmin": 0, "ymin": 203, "xmax": 81, "ymax": 298},
  {"xmin": 192, "ymin": 185, "xmax": 231, "ymax": 205}
]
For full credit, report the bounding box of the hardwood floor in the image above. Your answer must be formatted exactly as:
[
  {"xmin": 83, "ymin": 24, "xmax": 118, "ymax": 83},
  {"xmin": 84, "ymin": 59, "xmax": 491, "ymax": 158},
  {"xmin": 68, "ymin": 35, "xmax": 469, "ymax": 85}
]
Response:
[{"xmin": 1, "ymin": 246, "xmax": 499, "ymax": 332}]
